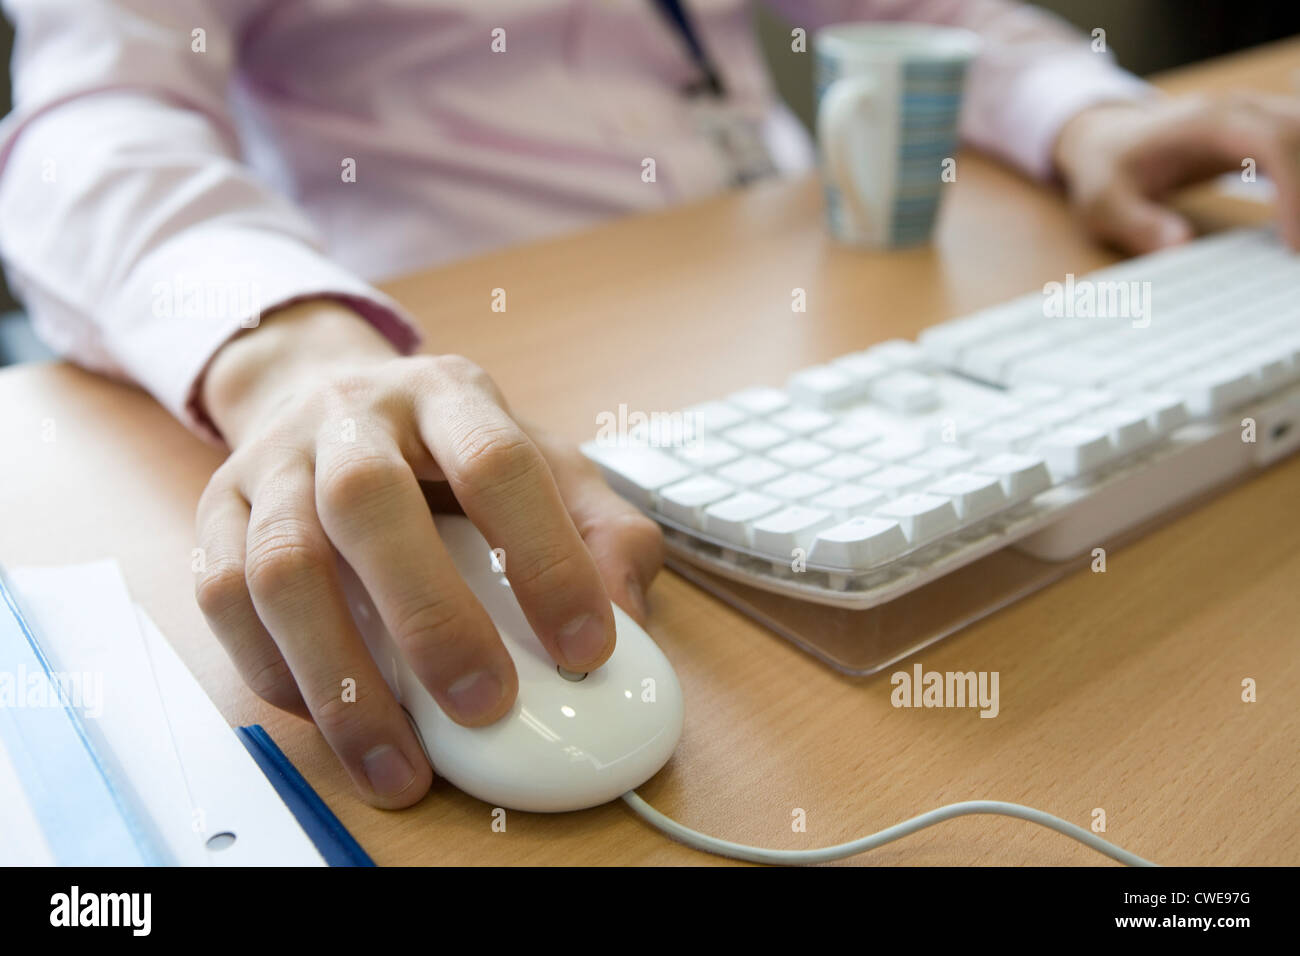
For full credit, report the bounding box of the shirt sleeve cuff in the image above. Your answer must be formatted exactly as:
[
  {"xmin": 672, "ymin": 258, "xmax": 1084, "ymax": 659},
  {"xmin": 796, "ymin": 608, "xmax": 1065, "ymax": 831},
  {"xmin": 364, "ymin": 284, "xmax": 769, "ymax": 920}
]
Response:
[
  {"xmin": 964, "ymin": 48, "xmax": 1155, "ymax": 181},
  {"xmin": 104, "ymin": 228, "xmax": 423, "ymax": 446}
]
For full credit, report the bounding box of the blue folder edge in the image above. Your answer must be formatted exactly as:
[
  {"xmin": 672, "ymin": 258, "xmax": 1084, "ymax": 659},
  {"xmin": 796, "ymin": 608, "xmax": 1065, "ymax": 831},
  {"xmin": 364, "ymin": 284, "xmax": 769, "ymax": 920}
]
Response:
[
  {"xmin": 235, "ymin": 724, "xmax": 375, "ymax": 867},
  {"xmin": 0, "ymin": 567, "xmax": 161, "ymax": 865},
  {"xmin": 2, "ymin": 560, "xmax": 372, "ymax": 867}
]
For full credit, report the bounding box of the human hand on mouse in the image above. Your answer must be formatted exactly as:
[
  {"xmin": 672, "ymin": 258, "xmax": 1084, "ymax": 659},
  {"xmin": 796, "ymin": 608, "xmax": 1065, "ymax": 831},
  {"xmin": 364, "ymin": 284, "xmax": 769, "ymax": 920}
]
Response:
[
  {"xmin": 1053, "ymin": 92, "xmax": 1300, "ymax": 255},
  {"xmin": 194, "ymin": 299, "xmax": 663, "ymax": 808}
]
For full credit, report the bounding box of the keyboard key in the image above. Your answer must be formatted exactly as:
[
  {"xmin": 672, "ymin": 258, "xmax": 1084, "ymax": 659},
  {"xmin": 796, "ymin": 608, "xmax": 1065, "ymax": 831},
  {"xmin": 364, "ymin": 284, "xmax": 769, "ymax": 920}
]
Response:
[
  {"xmin": 1240, "ymin": 347, "xmax": 1297, "ymax": 393},
  {"xmin": 1170, "ymin": 367, "xmax": 1256, "ymax": 416},
  {"xmin": 809, "ymin": 484, "xmax": 887, "ymax": 518},
  {"xmin": 972, "ymin": 454, "xmax": 1052, "ymax": 503},
  {"xmin": 917, "ymin": 317, "xmax": 993, "ymax": 365},
  {"xmin": 1089, "ymin": 357, "xmax": 1147, "ymax": 388},
  {"xmin": 658, "ymin": 476, "xmax": 735, "ymax": 528},
  {"xmin": 812, "ymin": 421, "xmax": 879, "ymax": 451},
  {"xmin": 702, "ymin": 493, "xmax": 783, "ymax": 547},
  {"xmin": 864, "ymin": 339, "xmax": 934, "ymax": 370},
  {"xmin": 582, "ymin": 442, "xmax": 692, "ymax": 507},
  {"xmin": 723, "ymin": 421, "xmax": 788, "ymax": 452},
  {"xmin": 919, "ymin": 305, "xmax": 1039, "ymax": 364},
  {"xmin": 684, "ymin": 400, "xmax": 747, "ymax": 435},
  {"xmin": 910, "ymin": 446, "xmax": 979, "ymax": 473},
  {"xmin": 861, "ymin": 437, "xmax": 927, "ymax": 463},
  {"xmin": 1033, "ymin": 426, "xmax": 1116, "ymax": 478},
  {"xmin": 874, "ymin": 493, "xmax": 960, "ymax": 544},
  {"xmin": 1007, "ymin": 350, "xmax": 1109, "ymax": 387},
  {"xmin": 1077, "ymin": 407, "xmax": 1154, "ymax": 456},
  {"xmin": 715, "ymin": 456, "xmax": 786, "ymax": 487},
  {"xmin": 767, "ymin": 440, "xmax": 834, "ymax": 469},
  {"xmin": 1128, "ymin": 393, "xmax": 1189, "ymax": 435},
  {"xmin": 809, "ymin": 516, "xmax": 907, "ymax": 568},
  {"xmin": 628, "ymin": 415, "xmax": 694, "ymax": 449},
  {"xmin": 970, "ymin": 421, "xmax": 1040, "ymax": 454},
  {"xmin": 860, "ymin": 465, "xmax": 931, "ymax": 494},
  {"xmin": 814, "ymin": 454, "xmax": 878, "ymax": 482},
  {"xmin": 769, "ymin": 407, "xmax": 835, "ymax": 435},
  {"xmin": 1056, "ymin": 389, "xmax": 1117, "ymax": 415},
  {"xmin": 963, "ymin": 330, "xmax": 1059, "ymax": 382},
  {"xmin": 925, "ymin": 413, "xmax": 992, "ymax": 445},
  {"xmin": 762, "ymin": 472, "xmax": 833, "ymax": 501},
  {"xmin": 926, "ymin": 472, "xmax": 1007, "ymax": 521},
  {"xmin": 786, "ymin": 365, "xmax": 866, "ymax": 407},
  {"xmin": 728, "ymin": 386, "xmax": 790, "ymax": 416},
  {"xmin": 1006, "ymin": 384, "xmax": 1067, "ymax": 404},
  {"xmin": 675, "ymin": 439, "xmax": 742, "ymax": 469},
  {"xmin": 869, "ymin": 370, "xmax": 940, "ymax": 413},
  {"xmin": 1019, "ymin": 404, "xmax": 1078, "ymax": 431},
  {"xmin": 750, "ymin": 506, "xmax": 835, "ymax": 559},
  {"xmin": 831, "ymin": 351, "xmax": 890, "ymax": 382}
]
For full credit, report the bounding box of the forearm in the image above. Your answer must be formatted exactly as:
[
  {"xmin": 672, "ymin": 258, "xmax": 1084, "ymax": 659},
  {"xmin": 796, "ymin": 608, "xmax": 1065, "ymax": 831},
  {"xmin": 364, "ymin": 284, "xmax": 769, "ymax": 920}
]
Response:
[{"xmin": 0, "ymin": 1, "xmax": 424, "ymax": 442}]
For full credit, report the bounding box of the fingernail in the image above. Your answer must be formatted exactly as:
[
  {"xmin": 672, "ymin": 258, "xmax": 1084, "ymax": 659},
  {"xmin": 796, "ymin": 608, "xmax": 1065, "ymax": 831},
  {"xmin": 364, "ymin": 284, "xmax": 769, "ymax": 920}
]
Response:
[
  {"xmin": 446, "ymin": 669, "xmax": 506, "ymax": 721},
  {"xmin": 624, "ymin": 574, "xmax": 648, "ymax": 622},
  {"xmin": 559, "ymin": 613, "xmax": 610, "ymax": 667},
  {"xmin": 1160, "ymin": 218, "xmax": 1190, "ymax": 245},
  {"xmin": 362, "ymin": 744, "xmax": 416, "ymax": 797}
]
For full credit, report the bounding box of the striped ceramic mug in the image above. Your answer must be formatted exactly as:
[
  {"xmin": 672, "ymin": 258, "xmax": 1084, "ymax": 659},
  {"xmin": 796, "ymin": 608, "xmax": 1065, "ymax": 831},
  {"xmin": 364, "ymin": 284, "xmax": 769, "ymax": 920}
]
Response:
[{"xmin": 815, "ymin": 24, "xmax": 980, "ymax": 247}]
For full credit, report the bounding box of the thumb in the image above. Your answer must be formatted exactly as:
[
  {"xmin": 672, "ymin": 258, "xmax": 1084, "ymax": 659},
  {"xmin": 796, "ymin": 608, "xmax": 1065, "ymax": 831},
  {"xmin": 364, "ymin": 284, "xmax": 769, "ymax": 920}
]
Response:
[{"xmin": 1082, "ymin": 184, "xmax": 1194, "ymax": 255}]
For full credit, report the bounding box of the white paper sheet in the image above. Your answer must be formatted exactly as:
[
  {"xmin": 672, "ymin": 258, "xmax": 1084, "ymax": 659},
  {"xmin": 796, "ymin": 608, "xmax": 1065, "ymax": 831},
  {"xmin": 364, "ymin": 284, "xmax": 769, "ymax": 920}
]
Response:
[
  {"xmin": 0, "ymin": 733, "xmax": 57, "ymax": 865},
  {"xmin": 5, "ymin": 562, "xmax": 325, "ymax": 867},
  {"xmin": 135, "ymin": 605, "xmax": 325, "ymax": 866}
]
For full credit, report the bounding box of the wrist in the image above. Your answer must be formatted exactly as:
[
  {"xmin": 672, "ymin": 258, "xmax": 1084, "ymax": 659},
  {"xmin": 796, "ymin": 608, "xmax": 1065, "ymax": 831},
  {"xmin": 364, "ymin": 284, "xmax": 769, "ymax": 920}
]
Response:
[
  {"xmin": 1051, "ymin": 101, "xmax": 1143, "ymax": 184},
  {"xmin": 201, "ymin": 298, "xmax": 400, "ymax": 446},
  {"xmin": 1052, "ymin": 105, "xmax": 1105, "ymax": 184}
]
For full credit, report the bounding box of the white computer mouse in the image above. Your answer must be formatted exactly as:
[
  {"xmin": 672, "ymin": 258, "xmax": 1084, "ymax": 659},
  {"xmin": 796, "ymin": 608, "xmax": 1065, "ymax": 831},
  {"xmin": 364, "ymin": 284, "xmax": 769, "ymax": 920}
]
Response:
[{"xmin": 341, "ymin": 514, "xmax": 684, "ymax": 812}]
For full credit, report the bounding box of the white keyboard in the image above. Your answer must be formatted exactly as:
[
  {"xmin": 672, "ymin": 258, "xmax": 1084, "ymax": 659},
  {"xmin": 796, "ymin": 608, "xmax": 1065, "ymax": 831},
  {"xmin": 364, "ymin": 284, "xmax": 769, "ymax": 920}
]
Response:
[{"xmin": 583, "ymin": 228, "xmax": 1300, "ymax": 609}]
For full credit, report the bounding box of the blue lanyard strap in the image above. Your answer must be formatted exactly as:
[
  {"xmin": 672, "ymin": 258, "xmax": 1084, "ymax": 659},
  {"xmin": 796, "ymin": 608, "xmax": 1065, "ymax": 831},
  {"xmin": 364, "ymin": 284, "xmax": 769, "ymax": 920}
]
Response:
[{"xmin": 651, "ymin": 0, "xmax": 726, "ymax": 96}]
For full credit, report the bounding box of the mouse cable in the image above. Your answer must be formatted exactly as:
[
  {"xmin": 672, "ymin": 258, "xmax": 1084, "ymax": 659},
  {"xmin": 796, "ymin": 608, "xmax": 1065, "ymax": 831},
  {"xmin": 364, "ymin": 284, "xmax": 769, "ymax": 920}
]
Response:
[{"xmin": 621, "ymin": 792, "xmax": 1156, "ymax": 866}]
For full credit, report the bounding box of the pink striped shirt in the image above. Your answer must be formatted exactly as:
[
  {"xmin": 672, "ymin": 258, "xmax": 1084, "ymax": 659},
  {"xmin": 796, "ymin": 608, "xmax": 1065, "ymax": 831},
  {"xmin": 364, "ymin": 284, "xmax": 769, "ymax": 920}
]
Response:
[{"xmin": 0, "ymin": 0, "xmax": 1147, "ymax": 441}]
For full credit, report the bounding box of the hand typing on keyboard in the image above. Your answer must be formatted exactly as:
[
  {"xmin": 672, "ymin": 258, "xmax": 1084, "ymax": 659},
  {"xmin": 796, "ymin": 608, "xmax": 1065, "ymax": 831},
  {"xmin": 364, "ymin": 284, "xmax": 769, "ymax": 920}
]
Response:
[
  {"xmin": 1053, "ymin": 93, "xmax": 1300, "ymax": 254},
  {"xmin": 193, "ymin": 299, "xmax": 663, "ymax": 808}
]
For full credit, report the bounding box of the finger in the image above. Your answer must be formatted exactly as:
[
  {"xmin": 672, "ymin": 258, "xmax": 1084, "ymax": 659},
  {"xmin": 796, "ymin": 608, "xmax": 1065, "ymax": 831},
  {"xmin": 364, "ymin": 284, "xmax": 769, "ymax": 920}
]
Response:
[
  {"xmin": 195, "ymin": 481, "xmax": 308, "ymax": 717},
  {"xmin": 1161, "ymin": 102, "xmax": 1300, "ymax": 250},
  {"xmin": 1082, "ymin": 180, "xmax": 1194, "ymax": 255},
  {"xmin": 409, "ymin": 356, "xmax": 616, "ymax": 671},
  {"xmin": 1238, "ymin": 103, "xmax": 1300, "ymax": 250},
  {"xmin": 242, "ymin": 462, "xmax": 432, "ymax": 808},
  {"xmin": 525, "ymin": 424, "xmax": 664, "ymax": 625},
  {"xmin": 313, "ymin": 421, "xmax": 517, "ymax": 726},
  {"xmin": 1241, "ymin": 92, "xmax": 1300, "ymax": 125}
]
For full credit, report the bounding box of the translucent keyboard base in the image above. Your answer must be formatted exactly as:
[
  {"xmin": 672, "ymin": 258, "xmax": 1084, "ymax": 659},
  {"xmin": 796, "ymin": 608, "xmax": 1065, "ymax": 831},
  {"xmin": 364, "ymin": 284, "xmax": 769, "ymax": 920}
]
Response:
[{"xmin": 665, "ymin": 481, "xmax": 1236, "ymax": 676}]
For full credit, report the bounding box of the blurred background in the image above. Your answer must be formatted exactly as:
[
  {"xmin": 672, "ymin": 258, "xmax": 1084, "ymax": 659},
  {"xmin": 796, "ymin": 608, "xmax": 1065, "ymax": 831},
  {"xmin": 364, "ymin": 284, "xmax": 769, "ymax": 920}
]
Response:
[
  {"xmin": 757, "ymin": 0, "xmax": 1300, "ymax": 129},
  {"xmin": 2, "ymin": 1, "xmax": 1299, "ymax": 362}
]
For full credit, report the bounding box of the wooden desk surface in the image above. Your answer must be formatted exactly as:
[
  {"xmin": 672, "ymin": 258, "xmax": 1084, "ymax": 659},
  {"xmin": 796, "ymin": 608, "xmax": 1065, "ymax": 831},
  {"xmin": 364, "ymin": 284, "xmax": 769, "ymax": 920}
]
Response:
[{"xmin": 2, "ymin": 40, "xmax": 1297, "ymax": 866}]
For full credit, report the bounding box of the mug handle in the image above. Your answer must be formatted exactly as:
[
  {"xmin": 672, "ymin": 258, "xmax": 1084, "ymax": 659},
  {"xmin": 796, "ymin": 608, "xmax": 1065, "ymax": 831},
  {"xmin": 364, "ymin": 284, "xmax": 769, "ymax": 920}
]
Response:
[{"xmin": 817, "ymin": 75, "xmax": 878, "ymax": 238}]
